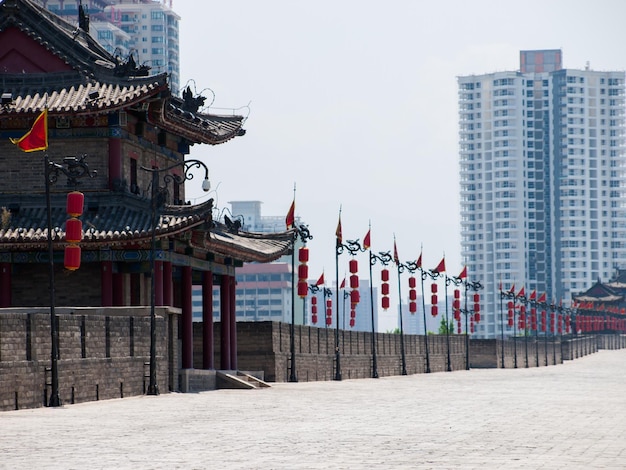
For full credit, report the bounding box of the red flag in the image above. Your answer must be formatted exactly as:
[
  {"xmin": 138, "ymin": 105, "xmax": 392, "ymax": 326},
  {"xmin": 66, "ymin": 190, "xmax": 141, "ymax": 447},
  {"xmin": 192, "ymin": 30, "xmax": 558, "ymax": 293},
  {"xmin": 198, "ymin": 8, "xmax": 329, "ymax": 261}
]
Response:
[
  {"xmin": 393, "ymin": 240, "xmax": 399, "ymax": 265},
  {"xmin": 508, "ymin": 283, "xmax": 516, "ymax": 294},
  {"xmin": 529, "ymin": 290, "xmax": 537, "ymax": 301},
  {"xmin": 458, "ymin": 266, "xmax": 467, "ymax": 279},
  {"xmin": 10, "ymin": 108, "xmax": 48, "ymax": 152},
  {"xmin": 538, "ymin": 292, "xmax": 546, "ymax": 303},
  {"xmin": 285, "ymin": 200, "xmax": 295, "ymax": 229},
  {"xmin": 517, "ymin": 286, "xmax": 525, "ymax": 298},
  {"xmin": 316, "ymin": 273, "xmax": 324, "ymax": 286},
  {"xmin": 498, "ymin": 279, "xmax": 503, "ymax": 292},
  {"xmin": 363, "ymin": 229, "xmax": 371, "ymax": 250},
  {"xmin": 335, "ymin": 214, "xmax": 342, "ymax": 246},
  {"xmin": 416, "ymin": 251, "xmax": 422, "ymax": 269},
  {"xmin": 433, "ymin": 256, "xmax": 445, "ymax": 274},
  {"xmin": 340, "ymin": 277, "xmax": 346, "ymax": 289}
]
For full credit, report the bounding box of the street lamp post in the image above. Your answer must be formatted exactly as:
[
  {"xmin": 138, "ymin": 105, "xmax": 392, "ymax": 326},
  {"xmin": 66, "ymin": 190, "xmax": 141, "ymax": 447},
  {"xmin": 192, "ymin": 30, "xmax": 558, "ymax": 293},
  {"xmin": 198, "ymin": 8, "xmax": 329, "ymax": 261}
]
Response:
[
  {"xmin": 335, "ymin": 238, "xmax": 362, "ymax": 381},
  {"xmin": 395, "ymin": 258, "xmax": 417, "ymax": 376},
  {"xmin": 140, "ymin": 159, "xmax": 210, "ymax": 396},
  {"xmin": 444, "ymin": 275, "xmax": 461, "ymax": 372},
  {"xmin": 45, "ymin": 155, "xmax": 96, "ymax": 407},
  {"xmin": 290, "ymin": 223, "xmax": 312, "ymax": 383},
  {"xmin": 368, "ymin": 250, "xmax": 392, "ymax": 379},
  {"xmin": 460, "ymin": 278, "xmax": 482, "ymax": 371}
]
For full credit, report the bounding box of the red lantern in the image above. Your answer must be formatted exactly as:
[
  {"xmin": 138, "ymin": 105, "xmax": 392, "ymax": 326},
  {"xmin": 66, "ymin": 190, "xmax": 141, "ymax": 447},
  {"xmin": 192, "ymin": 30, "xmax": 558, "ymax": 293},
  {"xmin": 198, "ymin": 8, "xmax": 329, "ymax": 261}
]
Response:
[
  {"xmin": 408, "ymin": 276, "xmax": 416, "ymax": 289},
  {"xmin": 311, "ymin": 305, "xmax": 318, "ymax": 314},
  {"xmin": 325, "ymin": 316, "xmax": 332, "ymax": 326},
  {"xmin": 350, "ymin": 274, "xmax": 359, "ymax": 289},
  {"xmin": 350, "ymin": 309, "xmax": 356, "ymax": 319},
  {"xmin": 298, "ymin": 264, "xmax": 308, "ymax": 281},
  {"xmin": 431, "ymin": 305, "xmax": 438, "ymax": 317},
  {"xmin": 312, "ymin": 314, "xmax": 318, "ymax": 324},
  {"xmin": 65, "ymin": 218, "xmax": 82, "ymax": 243},
  {"xmin": 431, "ymin": 294, "xmax": 438, "ymax": 306},
  {"xmin": 297, "ymin": 280, "xmax": 308, "ymax": 298},
  {"xmin": 349, "ymin": 318, "xmax": 355, "ymax": 327},
  {"xmin": 298, "ymin": 246, "xmax": 309, "ymax": 263},
  {"xmin": 409, "ymin": 289, "xmax": 417, "ymax": 301},
  {"xmin": 350, "ymin": 289, "xmax": 360, "ymax": 304},
  {"xmin": 381, "ymin": 269, "xmax": 389, "ymax": 282},
  {"xmin": 474, "ymin": 312, "xmax": 481, "ymax": 323},
  {"xmin": 311, "ymin": 296, "xmax": 317, "ymax": 305},
  {"xmin": 382, "ymin": 296, "xmax": 390, "ymax": 310},
  {"xmin": 431, "ymin": 283, "xmax": 438, "ymax": 293},
  {"xmin": 349, "ymin": 259, "xmax": 358, "ymax": 274},
  {"xmin": 454, "ymin": 289, "xmax": 460, "ymax": 299},
  {"xmin": 381, "ymin": 283, "xmax": 390, "ymax": 296},
  {"xmin": 64, "ymin": 245, "xmax": 81, "ymax": 271},
  {"xmin": 326, "ymin": 299, "xmax": 332, "ymax": 309},
  {"xmin": 66, "ymin": 191, "xmax": 84, "ymax": 217},
  {"xmin": 409, "ymin": 301, "xmax": 417, "ymax": 314}
]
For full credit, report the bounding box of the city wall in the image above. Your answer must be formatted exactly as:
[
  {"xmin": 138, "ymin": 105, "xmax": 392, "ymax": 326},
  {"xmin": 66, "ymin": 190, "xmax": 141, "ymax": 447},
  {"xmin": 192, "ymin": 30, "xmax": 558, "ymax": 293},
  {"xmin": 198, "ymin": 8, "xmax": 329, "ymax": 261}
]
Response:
[{"xmin": 2, "ymin": 311, "xmax": 625, "ymax": 411}]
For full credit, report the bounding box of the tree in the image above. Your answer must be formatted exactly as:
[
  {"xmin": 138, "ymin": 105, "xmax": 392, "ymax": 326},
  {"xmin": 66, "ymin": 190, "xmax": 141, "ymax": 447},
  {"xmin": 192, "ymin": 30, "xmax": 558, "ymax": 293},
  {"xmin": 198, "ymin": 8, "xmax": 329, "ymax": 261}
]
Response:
[{"xmin": 438, "ymin": 317, "xmax": 454, "ymax": 335}]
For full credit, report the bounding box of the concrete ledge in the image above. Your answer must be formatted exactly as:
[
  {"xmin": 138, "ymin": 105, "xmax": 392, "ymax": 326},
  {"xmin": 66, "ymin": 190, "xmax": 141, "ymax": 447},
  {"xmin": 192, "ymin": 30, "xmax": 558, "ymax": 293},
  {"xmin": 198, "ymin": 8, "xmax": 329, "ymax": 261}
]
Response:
[{"xmin": 179, "ymin": 369, "xmax": 217, "ymax": 393}]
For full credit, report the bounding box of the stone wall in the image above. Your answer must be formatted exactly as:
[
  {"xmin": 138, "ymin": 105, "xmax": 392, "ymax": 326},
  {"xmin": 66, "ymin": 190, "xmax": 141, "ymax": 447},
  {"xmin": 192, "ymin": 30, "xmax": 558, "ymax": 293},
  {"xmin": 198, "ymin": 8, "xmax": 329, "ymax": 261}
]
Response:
[{"xmin": 0, "ymin": 307, "xmax": 178, "ymax": 411}]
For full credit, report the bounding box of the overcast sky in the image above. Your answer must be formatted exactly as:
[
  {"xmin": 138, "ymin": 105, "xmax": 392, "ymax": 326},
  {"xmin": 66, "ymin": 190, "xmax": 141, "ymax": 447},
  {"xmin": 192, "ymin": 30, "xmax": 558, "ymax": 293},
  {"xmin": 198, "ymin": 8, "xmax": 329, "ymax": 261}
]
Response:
[{"xmin": 175, "ymin": 0, "xmax": 626, "ymax": 328}]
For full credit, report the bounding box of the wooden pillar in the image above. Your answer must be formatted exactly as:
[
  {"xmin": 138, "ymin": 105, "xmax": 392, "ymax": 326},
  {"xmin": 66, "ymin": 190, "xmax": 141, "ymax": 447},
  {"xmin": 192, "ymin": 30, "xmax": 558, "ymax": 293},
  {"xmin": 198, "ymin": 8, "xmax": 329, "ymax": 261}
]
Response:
[
  {"xmin": 163, "ymin": 261, "xmax": 173, "ymax": 306},
  {"xmin": 181, "ymin": 266, "xmax": 193, "ymax": 369},
  {"xmin": 112, "ymin": 272, "xmax": 124, "ymax": 306},
  {"xmin": 220, "ymin": 275, "xmax": 231, "ymax": 370},
  {"xmin": 155, "ymin": 260, "xmax": 163, "ymax": 306},
  {"xmin": 0, "ymin": 262, "xmax": 11, "ymax": 308},
  {"xmin": 202, "ymin": 270, "xmax": 214, "ymax": 369},
  {"xmin": 229, "ymin": 275, "xmax": 237, "ymax": 370},
  {"xmin": 101, "ymin": 261, "xmax": 113, "ymax": 307},
  {"xmin": 108, "ymin": 130, "xmax": 122, "ymax": 190}
]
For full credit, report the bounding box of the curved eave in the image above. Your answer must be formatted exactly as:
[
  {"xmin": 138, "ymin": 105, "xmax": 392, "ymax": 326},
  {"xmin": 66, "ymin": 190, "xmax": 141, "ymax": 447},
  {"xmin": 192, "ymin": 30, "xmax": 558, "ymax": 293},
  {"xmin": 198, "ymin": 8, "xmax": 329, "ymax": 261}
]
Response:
[
  {"xmin": 573, "ymin": 295, "xmax": 622, "ymax": 303},
  {"xmin": 148, "ymin": 100, "xmax": 245, "ymax": 146},
  {"xmin": 195, "ymin": 227, "xmax": 294, "ymax": 263}
]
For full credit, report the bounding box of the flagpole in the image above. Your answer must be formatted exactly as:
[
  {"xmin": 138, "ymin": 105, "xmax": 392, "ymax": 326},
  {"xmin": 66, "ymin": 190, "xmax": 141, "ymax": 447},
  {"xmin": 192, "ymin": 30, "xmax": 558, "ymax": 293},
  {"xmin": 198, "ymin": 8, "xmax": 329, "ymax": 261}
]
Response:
[{"xmin": 499, "ymin": 283, "xmax": 505, "ymax": 368}]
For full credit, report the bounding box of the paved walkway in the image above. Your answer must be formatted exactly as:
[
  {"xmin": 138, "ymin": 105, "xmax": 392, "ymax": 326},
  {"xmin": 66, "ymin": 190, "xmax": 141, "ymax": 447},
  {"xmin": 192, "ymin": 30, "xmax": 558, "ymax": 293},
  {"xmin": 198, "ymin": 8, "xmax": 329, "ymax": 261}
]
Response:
[{"xmin": 1, "ymin": 350, "xmax": 625, "ymax": 469}]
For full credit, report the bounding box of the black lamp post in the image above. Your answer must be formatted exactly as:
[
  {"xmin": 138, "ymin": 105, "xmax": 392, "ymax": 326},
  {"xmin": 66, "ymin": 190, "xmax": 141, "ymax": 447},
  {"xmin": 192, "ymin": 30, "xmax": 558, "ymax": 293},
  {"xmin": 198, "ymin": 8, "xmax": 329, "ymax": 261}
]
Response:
[
  {"xmin": 45, "ymin": 155, "xmax": 96, "ymax": 407},
  {"xmin": 335, "ymin": 237, "xmax": 363, "ymax": 381},
  {"xmin": 516, "ymin": 291, "xmax": 530, "ymax": 368},
  {"xmin": 395, "ymin": 257, "xmax": 417, "ymax": 376},
  {"xmin": 501, "ymin": 287, "xmax": 521, "ymax": 368},
  {"xmin": 459, "ymin": 277, "xmax": 482, "ymax": 371},
  {"xmin": 290, "ymin": 223, "xmax": 312, "ymax": 383},
  {"xmin": 368, "ymin": 250, "xmax": 392, "ymax": 379},
  {"xmin": 499, "ymin": 285, "xmax": 505, "ymax": 368},
  {"xmin": 140, "ymin": 159, "xmax": 210, "ymax": 396},
  {"xmin": 444, "ymin": 274, "xmax": 461, "ymax": 372},
  {"xmin": 420, "ymin": 266, "xmax": 441, "ymax": 373}
]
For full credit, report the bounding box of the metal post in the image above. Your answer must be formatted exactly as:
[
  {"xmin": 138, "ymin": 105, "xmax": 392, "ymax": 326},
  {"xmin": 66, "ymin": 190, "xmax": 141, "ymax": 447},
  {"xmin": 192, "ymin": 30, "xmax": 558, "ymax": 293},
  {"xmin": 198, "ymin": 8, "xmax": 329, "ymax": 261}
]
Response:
[
  {"xmin": 396, "ymin": 261, "xmax": 407, "ymax": 376},
  {"xmin": 147, "ymin": 170, "xmax": 159, "ymax": 395},
  {"xmin": 289, "ymin": 239, "xmax": 297, "ymax": 382}
]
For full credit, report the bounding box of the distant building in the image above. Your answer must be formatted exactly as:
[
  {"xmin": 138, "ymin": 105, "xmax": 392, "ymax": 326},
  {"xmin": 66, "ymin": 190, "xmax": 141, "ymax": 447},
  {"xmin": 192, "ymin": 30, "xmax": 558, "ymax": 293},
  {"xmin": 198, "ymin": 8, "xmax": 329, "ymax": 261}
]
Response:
[{"xmin": 458, "ymin": 49, "xmax": 626, "ymax": 338}]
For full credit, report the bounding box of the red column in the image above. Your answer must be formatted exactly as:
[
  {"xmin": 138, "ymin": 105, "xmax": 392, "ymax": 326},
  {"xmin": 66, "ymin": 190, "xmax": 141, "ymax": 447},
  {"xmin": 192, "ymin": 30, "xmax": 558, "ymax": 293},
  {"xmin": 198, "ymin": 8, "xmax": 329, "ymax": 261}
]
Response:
[
  {"xmin": 181, "ymin": 266, "xmax": 193, "ymax": 369},
  {"xmin": 112, "ymin": 272, "xmax": 124, "ymax": 306},
  {"xmin": 101, "ymin": 261, "xmax": 113, "ymax": 307},
  {"xmin": 220, "ymin": 275, "xmax": 231, "ymax": 370},
  {"xmin": 202, "ymin": 271, "xmax": 214, "ymax": 369},
  {"xmin": 163, "ymin": 261, "xmax": 173, "ymax": 306},
  {"xmin": 229, "ymin": 275, "xmax": 237, "ymax": 370},
  {"xmin": 0, "ymin": 262, "xmax": 11, "ymax": 308},
  {"xmin": 155, "ymin": 260, "xmax": 163, "ymax": 306}
]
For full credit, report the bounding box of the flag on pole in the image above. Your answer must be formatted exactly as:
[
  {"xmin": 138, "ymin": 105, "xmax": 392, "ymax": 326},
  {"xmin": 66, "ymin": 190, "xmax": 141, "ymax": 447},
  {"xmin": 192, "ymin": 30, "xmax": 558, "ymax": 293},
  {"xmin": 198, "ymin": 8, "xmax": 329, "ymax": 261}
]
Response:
[
  {"xmin": 416, "ymin": 251, "xmax": 422, "ymax": 269},
  {"xmin": 335, "ymin": 213, "xmax": 342, "ymax": 246},
  {"xmin": 529, "ymin": 289, "xmax": 537, "ymax": 301},
  {"xmin": 433, "ymin": 256, "xmax": 445, "ymax": 274},
  {"xmin": 363, "ymin": 228, "xmax": 371, "ymax": 250},
  {"xmin": 538, "ymin": 292, "xmax": 547, "ymax": 303},
  {"xmin": 340, "ymin": 277, "xmax": 346, "ymax": 289},
  {"xmin": 393, "ymin": 239, "xmax": 399, "ymax": 265},
  {"xmin": 285, "ymin": 199, "xmax": 295, "ymax": 229},
  {"xmin": 316, "ymin": 273, "xmax": 325, "ymax": 286},
  {"xmin": 509, "ymin": 283, "xmax": 516, "ymax": 294},
  {"xmin": 517, "ymin": 286, "xmax": 525, "ymax": 298},
  {"xmin": 10, "ymin": 108, "xmax": 48, "ymax": 152},
  {"xmin": 458, "ymin": 266, "xmax": 467, "ymax": 279}
]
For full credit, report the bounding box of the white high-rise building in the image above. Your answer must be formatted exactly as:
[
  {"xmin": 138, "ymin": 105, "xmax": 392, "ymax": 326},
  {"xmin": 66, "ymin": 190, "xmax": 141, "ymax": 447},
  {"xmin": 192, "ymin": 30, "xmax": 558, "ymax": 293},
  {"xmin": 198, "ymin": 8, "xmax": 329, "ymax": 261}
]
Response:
[{"xmin": 458, "ymin": 49, "xmax": 626, "ymax": 338}]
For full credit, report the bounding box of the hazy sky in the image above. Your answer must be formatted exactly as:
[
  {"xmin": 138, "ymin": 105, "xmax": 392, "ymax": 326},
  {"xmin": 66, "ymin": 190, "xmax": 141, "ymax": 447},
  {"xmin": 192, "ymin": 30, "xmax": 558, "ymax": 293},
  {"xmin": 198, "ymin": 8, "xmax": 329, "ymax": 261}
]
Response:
[{"xmin": 175, "ymin": 0, "xmax": 626, "ymax": 326}]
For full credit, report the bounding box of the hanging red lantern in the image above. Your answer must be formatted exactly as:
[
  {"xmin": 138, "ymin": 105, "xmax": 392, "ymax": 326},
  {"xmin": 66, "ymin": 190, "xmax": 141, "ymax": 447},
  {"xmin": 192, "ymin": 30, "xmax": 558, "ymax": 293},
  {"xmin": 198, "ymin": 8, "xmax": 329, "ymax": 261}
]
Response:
[
  {"xmin": 298, "ymin": 246, "xmax": 309, "ymax": 263},
  {"xmin": 454, "ymin": 289, "xmax": 460, "ymax": 299},
  {"xmin": 311, "ymin": 304, "xmax": 318, "ymax": 314},
  {"xmin": 311, "ymin": 296, "xmax": 317, "ymax": 305},
  {"xmin": 297, "ymin": 280, "xmax": 308, "ymax": 298},
  {"xmin": 408, "ymin": 276, "xmax": 416, "ymax": 289},
  {"xmin": 350, "ymin": 309, "xmax": 356, "ymax": 319},
  {"xmin": 381, "ymin": 283, "xmax": 390, "ymax": 296},
  {"xmin": 66, "ymin": 191, "xmax": 84, "ymax": 217},
  {"xmin": 381, "ymin": 269, "xmax": 389, "ymax": 282},
  {"xmin": 474, "ymin": 312, "xmax": 481, "ymax": 323},
  {"xmin": 312, "ymin": 314, "xmax": 318, "ymax": 324},
  {"xmin": 298, "ymin": 264, "xmax": 308, "ymax": 281},
  {"xmin": 382, "ymin": 296, "xmax": 390, "ymax": 310},
  {"xmin": 65, "ymin": 218, "xmax": 82, "ymax": 243},
  {"xmin": 350, "ymin": 274, "xmax": 359, "ymax": 289},
  {"xmin": 409, "ymin": 289, "xmax": 417, "ymax": 301},
  {"xmin": 431, "ymin": 305, "xmax": 438, "ymax": 317},
  {"xmin": 431, "ymin": 283, "xmax": 438, "ymax": 294},
  {"xmin": 350, "ymin": 289, "xmax": 360, "ymax": 304},
  {"xmin": 431, "ymin": 294, "xmax": 438, "ymax": 306},
  {"xmin": 349, "ymin": 318, "xmax": 355, "ymax": 328},
  {"xmin": 64, "ymin": 244, "xmax": 81, "ymax": 271},
  {"xmin": 325, "ymin": 315, "xmax": 332, "ymax": 326},
  {"xmin": 326, "ymin": 298, "xmax": 332, "ymax": 309},
  {"xmin": 349, "ymin": 259, "xmax": 358, "ymax": 274},
  {"xmin": 409, "ymin": 301, "xmax": 417, "ymax": 314}
]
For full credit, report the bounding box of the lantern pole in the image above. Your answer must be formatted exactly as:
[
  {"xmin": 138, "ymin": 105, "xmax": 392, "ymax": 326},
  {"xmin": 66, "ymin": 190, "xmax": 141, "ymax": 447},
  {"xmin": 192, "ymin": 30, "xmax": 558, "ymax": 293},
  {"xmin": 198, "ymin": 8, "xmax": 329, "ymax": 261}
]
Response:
[
  {"xmin": 290, "ymin": 223, "xmax": 312, "ymax": 383},
  {"xmin": 44, "ymin": 155, "xmax": 96, "ymax": 407},
  {"xmin": 444, "ymin": 275, "xmax": 462, "ymax": 372},
  {"xmin": 421, "ymin": 268, "xmax": 442, "ymax": 373},
  {"xmin": 502, "ymin": 287, "xmax": 519, "ymax": 368},
  {"xmin": 460, "ymin": 278, "xmax": 482, "ymax": 371},
  {"xmin": 335, "ymin": 236, "xmax": 363, "ymax": 381},
  {"xmin": 516, "ymin": 291, "xmax": 529, "ymax": 368},
  {"xmin": 368, "ymin": 250, "xmax": 392, "ymax": 379},
  {"xmin": 395, "ymin": 258, "xmax": 417, "ymax": 376},
  {"xmin": 140, "ymin": 159, "xmax": 210, "ymax": 396}
]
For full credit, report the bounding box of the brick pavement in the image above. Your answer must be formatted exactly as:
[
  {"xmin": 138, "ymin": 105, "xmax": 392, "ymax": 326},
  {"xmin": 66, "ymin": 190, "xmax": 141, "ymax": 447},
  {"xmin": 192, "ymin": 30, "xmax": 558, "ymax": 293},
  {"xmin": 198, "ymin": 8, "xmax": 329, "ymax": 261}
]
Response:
[{"xmin": 1, "ymin": 349, "xmax": 625, "ymax": 469}]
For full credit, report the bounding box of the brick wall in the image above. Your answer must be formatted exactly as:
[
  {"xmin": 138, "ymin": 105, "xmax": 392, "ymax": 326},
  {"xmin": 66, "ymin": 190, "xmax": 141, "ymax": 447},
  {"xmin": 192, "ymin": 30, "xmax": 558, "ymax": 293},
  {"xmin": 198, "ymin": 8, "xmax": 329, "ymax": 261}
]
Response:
[{"xmin": 0, "ymin": 307, "xmax": 178, "ymax": 411}]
